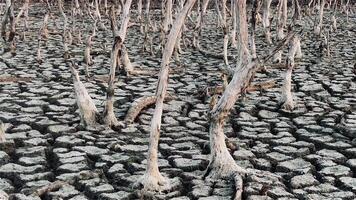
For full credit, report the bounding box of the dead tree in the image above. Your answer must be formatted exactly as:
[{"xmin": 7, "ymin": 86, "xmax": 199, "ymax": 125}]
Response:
[
  {"xmin": 69, "ymin": 62, "xmax": 100, "ymax": 127},
  {"xmin": 94, "ymin": 0, "xmax": 106, "ymax": 30},
  {"xmin": 273, "ymin": 0, "xmax": 288, "ymax": 63},
  {"xmin": 15, "ymin": 0, "xmax": 30, "ymax": 41},
  {"xmin": 1, "ymin": 0, "xmax": 15, "ymax": 53},
  {"xmin": 102, "ymin": 36, "xmax": 123, "ymax": 128},
  {"xmin": 117, "ymin": 0, "xmax": 134, "ymax": 75},
  {"xmin": 102, "ymin": 0, "xmax": 133, "ymax": 128},
  {"xmin": 193, "ymin": 0, "xmax": 210, "ymax": 48},
  {"xmin": 231, "ymin": 0, "xmax": 237, "ymax": 47},
  {"xmin": 262, "ymin": 0, "xmax": 272, "ymax": 44},
  {"xmin": 58, "ymin": 0, "xmax": 70, "ymax": 59},
  {"xmin": 250, "ymin": 0, "xmax": 260, "ymax": 59},
  {"xmin": 141, "ymin": 0, "xmax": 196, "ymax": 191},
  {"xmin": 281, "ymin": 35, "xmax": 301, "ymax": 110},
  {"xmin": 162, "ymin": 0, "xmax": 173, "ymax": 33},
  {"xmin": 0, "ymin": 121, "xmax": 5, "ymax": 142},
  {"xmin": 37, "ymin": 11, "xmax": 50, "ymax": 64},
  {"xmin": 204, "ymin": 0, "xmax": 251, "ymax": 183},
  {"xmin": 314, "ymin": 0, "xmax": 325, "ymax": 36},
  {"xmin": 84, "ymin": 21, "xmax": 97, "ymax": 78},
  {"xmin": 292, "ymin": 0, "xmax": 301, "ymax": 24}
]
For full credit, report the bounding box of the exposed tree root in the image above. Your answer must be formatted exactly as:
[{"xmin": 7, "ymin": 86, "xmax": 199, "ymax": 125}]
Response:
[
  {"xmin": 125, "ymin": 94, "xmax": 176, "ymax": 124},
  {"xmin": 32, "ymin": 181, "xmax": 67, "ymax": 197}
]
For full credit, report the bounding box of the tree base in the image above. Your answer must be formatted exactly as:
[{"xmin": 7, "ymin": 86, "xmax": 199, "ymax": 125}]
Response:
[
  {"xmin": 204, "ymin": 151, "xmax": 246, "ymax": 180},
  {"xmin": 139, "ymin": 171, "xmax": 170, "ymax": 192},
  {"xmin": 281, "ymin": 99, "xmax": 295, "ymax": 111},
  {"xmin": 102, "ymin": 112, "xmax": 124, "ymax": 129}
]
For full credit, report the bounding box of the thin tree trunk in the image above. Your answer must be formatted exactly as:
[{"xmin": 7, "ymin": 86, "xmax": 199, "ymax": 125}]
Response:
[
  {"xmin": 84, "ymin": 22, "xmax": 96, "ymax": 78},
  {"xmin": 281, "ymin": 35, "xmax": 300, "ymax": 110},
  {"xmin": 0, "ymin": 121, "xmax": 5, "ymax": 142},
  {"xmin": 273, "ymin": 0, "xmax": 286, "ymax": 63},
  {"xmin": 142, "ymin": 0, "xmax": 196, "ymax": 191},
  {"xmin": 231, "ymin": 0, "xmax": 237, "ymax": 47},
  {"xmin": 163, "ymin": 0, "xmax": 173, "ymax": 33},
  {"xmin": 15, "ymin": 0, "xmax": 29, "ymax": 41},
  {"xmin": 314, "ymin": 0, "xmax": 325, "ymax": 35},
  {"xmin": 102, "ymin": 36, "xmax": 123, "ymax": 128},
  {"xmin": 250, "ymin": 0, "xmax": 259, "ymax": 59},
  {"xmin": 262, "ymin": 0, "xmax": 272, "ymax": 44},
  {"xmin": 138, "ymin": 0, "xmax": 143, "ymax": 33},
  {"xmin": 1, "ymin": 0, "xmax": 14, "ymax": 52},
  {"xmin": 102, "ymin": 0, "xmax": 133, "ymax": 128}
]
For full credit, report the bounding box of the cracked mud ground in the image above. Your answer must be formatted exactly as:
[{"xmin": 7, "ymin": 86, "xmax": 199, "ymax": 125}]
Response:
[{"xmin": 0, "ymin": 6, "xmax": 355, "ymax": 200}]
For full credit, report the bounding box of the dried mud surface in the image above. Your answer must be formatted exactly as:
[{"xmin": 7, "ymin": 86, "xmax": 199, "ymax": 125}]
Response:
[{"xmin": 0, "ymin": 5, "xmax": 355, "ymax": 200}]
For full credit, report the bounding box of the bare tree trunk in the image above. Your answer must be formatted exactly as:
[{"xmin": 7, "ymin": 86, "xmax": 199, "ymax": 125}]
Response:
[
  {"xmin": 221, "ymin": 0, "xmax": 229, "ymax": 65},
  {"xmin": 231, "ymin": 0, "xmax": 237, "ymax": 47},
  {"xmin": 250, "ymin": 0, "xmax": 259, "ymax": 59},
  {"xmin": 102, "ymin": 0, "xmax": 133, "ymax": 128},
  {"xmin": 281, "ymin": 35, "xmax": 300, "ymax": 110},
  {"xmin": 37, "ymin": 12, "xmax": 49, "ymax": 64},
  {"xmin": 0, "ymin": 121, "xmax": 5, "ymax": 142},
  {"xmin": 102, "ymin": 36, "xmax": 123, "ymax": 128},
  {"xmin": 69, "ymin": 62, "xmax": 99, "ymax": 127},
  {"xmin": 273, "ymin": 0, "xmax": 286, "ymax": 63},
  {"xmin": 141, "ymin": 0, "xmax": 196, "ymax": 191},
  {"xmin": 1, "ymin": 0, "xmax": 14, "ymax": 53},
  {"xmin": 292, "ymin": 0, "xmax": 301, "ymax": 23},
  {"xmin": 163, "ymin": 0, "xmax": 173, "ymax": 33},
  {"xmin": 204, "ymin": 0, "xmax": 250, "ymax": 181},
  {"xmin": 138, "ymin": 0, "xmax": 143, "ymax": 33},
  {"xmin": 119, "ymin": 0, "xmax": 134, "ymax": 74},
  {"xmin": 15, "ymin": 0, "xmax": 29, "ymax": 41},
  {"xmin": 193, "ymin": 0, "xmax": 210, "ymax": 48},
  {"xmin": 262, "ymin": 0, "xmax": 272, "ymax": 44},
  {"xmin": 58, "ymin": 0, "xmax": 70, "ymax": 59},
  {"xmin": 314, "ymin": 0, "xmax": 325, "ymax": 36},
  {"xmin": 84, "ymin": 22, "xmax": 96, "ymax": 78},
  {"xmin": 95, "ymin": 0, "xmax": 106, "ymax": 30}
]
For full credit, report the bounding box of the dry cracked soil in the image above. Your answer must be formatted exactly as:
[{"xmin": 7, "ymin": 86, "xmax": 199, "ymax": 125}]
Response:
[{"xmin": 0, "ymin": 5, "xmax": 355, "ymax": 200}]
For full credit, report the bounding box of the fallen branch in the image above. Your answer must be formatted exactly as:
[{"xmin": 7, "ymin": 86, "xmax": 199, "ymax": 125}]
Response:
[
  {"xmin": 0, "ymin": 77, "xmax": 32, "ymax": 82},
  {"xmin": 32, "ymin": 181, "xmax": 67, "ymax": 197},
  {"xmin": 125, "ymin": 94, "xmax": 175, "ymax": 124}
]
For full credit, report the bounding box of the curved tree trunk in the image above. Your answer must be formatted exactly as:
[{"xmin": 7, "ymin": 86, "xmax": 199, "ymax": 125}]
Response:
[
  {"xmin": 205, "ymin": 0, "xmax": 251, "ymax": 181},
  {"xmin": 69, "ymin": 62, "xmax": 99, "ymax": 127},
  {"xmin": 142, "ymin": 0, "xmax": 196, "ymax": 191}
]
